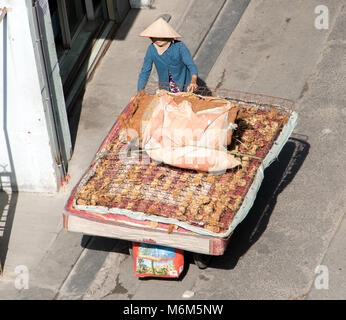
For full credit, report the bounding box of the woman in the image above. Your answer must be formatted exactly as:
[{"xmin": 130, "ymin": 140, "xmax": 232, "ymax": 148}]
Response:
[{"xmin": 137, "ymin": 18, "xmax": 198, "ymax": 93}]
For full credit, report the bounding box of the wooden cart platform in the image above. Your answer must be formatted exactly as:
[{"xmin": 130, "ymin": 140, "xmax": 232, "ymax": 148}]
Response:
[{"xmin": 63, "ymin": 205, "xmax": 231, "ymax": 255}]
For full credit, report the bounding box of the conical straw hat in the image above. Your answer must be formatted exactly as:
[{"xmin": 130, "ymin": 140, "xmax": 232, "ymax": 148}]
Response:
[{"xmin": 139, "ymin": 18, "xmax": 182, "ymax": 38}]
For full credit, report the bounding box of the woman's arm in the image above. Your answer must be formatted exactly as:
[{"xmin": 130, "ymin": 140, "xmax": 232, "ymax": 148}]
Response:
[
  {"xmin": 137, "ymin": 46, "xmax": 153, "ymax": 92},
  {"xmin": 179, "ymin": 42, "xmax": 198, "ymax": 91}
]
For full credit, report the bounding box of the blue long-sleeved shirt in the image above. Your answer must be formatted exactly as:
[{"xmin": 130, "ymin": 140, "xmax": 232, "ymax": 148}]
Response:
[{"xmin": 137, "ymin": 41, "xmax": 198, "ymax": 92}]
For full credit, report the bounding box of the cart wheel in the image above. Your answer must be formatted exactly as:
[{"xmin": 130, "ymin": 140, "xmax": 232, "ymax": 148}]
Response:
[{"xmin": 193, "ymin": 253, "xmax": 211, "ymax": 269}]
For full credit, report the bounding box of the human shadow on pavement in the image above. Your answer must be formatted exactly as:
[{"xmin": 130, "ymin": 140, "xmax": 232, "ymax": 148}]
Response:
[
  {"xmin": 208, "ymin": 136, "xmax": 310, "ymax": 270},
  {"xmin": 195, "ymin": 77, "xmax": 213, "ymax": 96}
]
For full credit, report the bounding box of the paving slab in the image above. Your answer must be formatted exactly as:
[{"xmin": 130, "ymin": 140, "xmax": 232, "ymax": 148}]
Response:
[
  {"xmin": 193, "ymin": 0, "xmax": 251, "ymax": 80},
  {"xmin": 56, "ymin": 236, "xmax": 123, "ymax": 300},
  {"xmin": 175, "ymin": 0, "xmax": 226, "ymax": 57},
  {"xmin": 307, "ymin": 210, "xmax": 346, "ymax": 299},
  {"xmin": 0, "ymin": 192, "xmax": 66, "ymax": 278}
]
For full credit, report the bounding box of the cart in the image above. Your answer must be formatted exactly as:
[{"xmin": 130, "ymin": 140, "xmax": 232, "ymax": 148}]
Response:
[{"xmin": 63, "ymin": 86, "xmax": 298, "ymax": 269}]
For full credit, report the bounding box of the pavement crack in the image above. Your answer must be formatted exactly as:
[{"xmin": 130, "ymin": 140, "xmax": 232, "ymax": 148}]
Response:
[
  {"xmin": 298, "ymin": 81, "xmax": 309, "ymax": 100},
  {"xmin": 216, "ymin": 69, "xmax": 226, "ymax": 89},
  {"xmin": 101, "ymin": 274, "xmax": 128, "ymax": 299}
]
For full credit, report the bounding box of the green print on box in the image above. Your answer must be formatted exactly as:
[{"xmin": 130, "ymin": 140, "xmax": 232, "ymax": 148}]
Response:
[{"xmin": 136, "ymin": 258, "xmax": 176, "ymax": 275}]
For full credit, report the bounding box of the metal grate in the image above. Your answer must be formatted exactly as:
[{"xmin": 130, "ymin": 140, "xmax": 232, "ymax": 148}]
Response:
[{"xmin": 143, "ymin": 81, "xmax": 294, "ymax": 112}]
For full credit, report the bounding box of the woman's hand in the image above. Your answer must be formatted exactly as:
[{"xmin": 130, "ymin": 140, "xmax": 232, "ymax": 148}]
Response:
[
  {"xmin": 187, "ymin": 75, "xmax": 198, "ymax": 92},
  {"xmin": 187, "ymin": 82, "xmax": 198, "ymax": 92}
]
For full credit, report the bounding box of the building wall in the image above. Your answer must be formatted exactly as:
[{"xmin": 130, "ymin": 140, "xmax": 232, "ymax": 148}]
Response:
[{"xmin": 0, "ymin": 0, "xmax": 60, "ymax": 192}]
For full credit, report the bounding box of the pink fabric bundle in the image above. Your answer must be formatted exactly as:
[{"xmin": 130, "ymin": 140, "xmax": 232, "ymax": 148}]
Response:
[{"xmin": 142, "ymin": 91, "xmax": 241, "ymax": 172}]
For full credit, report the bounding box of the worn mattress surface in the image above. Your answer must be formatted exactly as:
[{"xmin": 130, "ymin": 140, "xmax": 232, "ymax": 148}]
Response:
[{"xmin": 65, "ymin": 90, "xmax": 298, "ymax": 238}]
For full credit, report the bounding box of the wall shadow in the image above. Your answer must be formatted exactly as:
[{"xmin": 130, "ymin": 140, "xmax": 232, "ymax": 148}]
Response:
[
  {"xmin": 67, "ymin": 7, "xmax": 140, "ymax": 152},
  {"xmin": 0, "ymin": 12, "xmax": 18, "ymax": 272},
  {"xmin": 113, "ymin": 8, "xmax": 139, "ymax": 41},
  {"xmin": 205, "ymin": 136, "xmax": 310, "ymax": 270}
]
